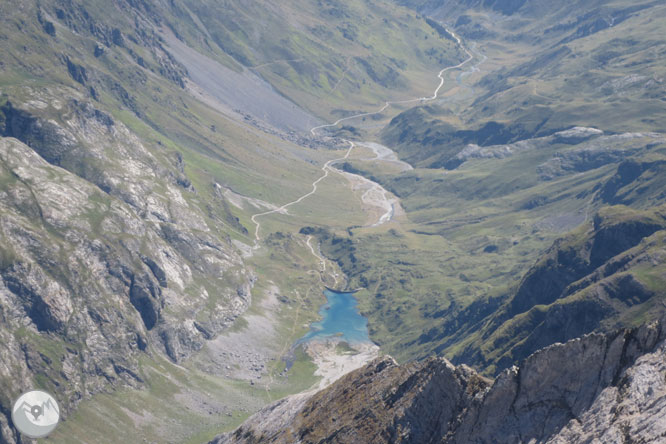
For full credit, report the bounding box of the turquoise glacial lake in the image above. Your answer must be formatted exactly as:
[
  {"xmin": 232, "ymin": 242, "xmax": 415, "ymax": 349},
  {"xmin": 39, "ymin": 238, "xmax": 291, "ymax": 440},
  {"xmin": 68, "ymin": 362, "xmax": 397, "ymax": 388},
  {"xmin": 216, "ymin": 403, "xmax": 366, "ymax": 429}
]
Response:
[{"xmin": 298, "ymin": 289, "xmax": 371, "ymax": 344}]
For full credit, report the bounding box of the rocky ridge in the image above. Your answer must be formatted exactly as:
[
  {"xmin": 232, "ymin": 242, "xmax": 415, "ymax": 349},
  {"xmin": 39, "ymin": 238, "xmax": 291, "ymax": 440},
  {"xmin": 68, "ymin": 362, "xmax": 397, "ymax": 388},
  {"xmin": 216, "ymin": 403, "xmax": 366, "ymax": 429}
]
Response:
[
  {"xmin": 455, "ymin": 203, "xmax": 666, "ymax": 373},
  {"xmin": 212, "ymin": 316, "xmax": 666, "ymax": 444}
]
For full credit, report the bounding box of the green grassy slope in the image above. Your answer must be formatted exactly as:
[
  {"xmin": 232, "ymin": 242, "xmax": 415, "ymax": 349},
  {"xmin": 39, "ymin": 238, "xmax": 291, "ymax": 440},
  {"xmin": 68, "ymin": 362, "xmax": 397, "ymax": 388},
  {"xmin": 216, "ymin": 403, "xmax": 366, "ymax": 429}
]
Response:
[
  {"xmin": 300, "ymin": 0, "xmax": 666, "ymax": 374},
  {"xmin": 0, "ymin": 1, "xmax": 466, "ymax": 443},
  {"xmin": 1, "ymin": 0, "xmax": 665, "ymax": 441},
  {"xmin": 158, "ymin": 0, "xmax": 465, "ymax": 122},
  {"xmin": 316, "ymin": 136, "xmax": 666, "ymax": 366},
  {"xmin": 383, "ymin": 0, "xmax": 666, "ymax": 168}
]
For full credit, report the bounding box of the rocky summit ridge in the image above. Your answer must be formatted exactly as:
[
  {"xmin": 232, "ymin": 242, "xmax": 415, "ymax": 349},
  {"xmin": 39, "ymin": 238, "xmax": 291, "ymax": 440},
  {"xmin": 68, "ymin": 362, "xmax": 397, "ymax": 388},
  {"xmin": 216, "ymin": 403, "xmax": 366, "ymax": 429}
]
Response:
[{"xmin": 213, "ymin": 315, "xmax": 666, "ymax": 444}]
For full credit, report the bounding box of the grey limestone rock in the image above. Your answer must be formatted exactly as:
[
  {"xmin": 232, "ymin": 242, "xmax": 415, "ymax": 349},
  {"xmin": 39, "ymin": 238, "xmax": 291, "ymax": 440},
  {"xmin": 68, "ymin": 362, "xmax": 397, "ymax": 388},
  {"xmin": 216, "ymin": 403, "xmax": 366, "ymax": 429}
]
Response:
[{"xmin": 0, "ymin": 98, "xmax": 253, "ymax": 442}]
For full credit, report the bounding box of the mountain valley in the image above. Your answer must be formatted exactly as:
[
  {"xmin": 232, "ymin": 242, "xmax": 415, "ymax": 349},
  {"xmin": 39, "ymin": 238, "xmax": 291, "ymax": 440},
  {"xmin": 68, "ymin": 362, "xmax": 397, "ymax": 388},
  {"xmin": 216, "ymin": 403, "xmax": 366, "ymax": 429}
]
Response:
[{"xmin": 0, "ymin": 0, "xmax": 664, "ymax": 443}]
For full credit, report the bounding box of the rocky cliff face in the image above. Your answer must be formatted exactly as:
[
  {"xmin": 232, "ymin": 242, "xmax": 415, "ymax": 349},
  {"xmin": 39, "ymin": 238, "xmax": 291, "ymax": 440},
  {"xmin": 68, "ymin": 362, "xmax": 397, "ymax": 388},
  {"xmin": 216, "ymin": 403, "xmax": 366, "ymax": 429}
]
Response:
[
  {"xmin": 0, "ymin": 0, "xmax": 259, "ymax": 438},
  {"xmin": 0, "ymin": 98, "xmax": 253, "ymax": 443},
  {"xmin": 212, "ymin": 317, "xmax": 666, "ymax": 444}
]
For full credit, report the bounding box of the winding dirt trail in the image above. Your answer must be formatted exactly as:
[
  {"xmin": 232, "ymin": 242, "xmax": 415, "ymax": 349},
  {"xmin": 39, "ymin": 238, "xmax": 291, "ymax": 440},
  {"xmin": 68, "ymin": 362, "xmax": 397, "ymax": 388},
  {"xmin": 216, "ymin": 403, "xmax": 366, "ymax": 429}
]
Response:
[
  {"xmin": 250, "ymin": 26, "xmax": 476, "ymax": 245},
  {"xmin": 330, "ymin": 57, "xmax": 352, "ymax": 94},
  {"xmin": 309, "ymin": 28, "xmax": 474, "ymax": 136},
  {"xmin": 245, "ymin": 25, "xmax": 479, "ymax": 391},
  {"xmin": 250, "ymin": 142, "xmax": 354, "ymax": 243},
  {"xmin": 304, "ymin": 28, "xmax": 474, "ymax": 228},
  {"xmin": 306, "ymin": 234, "xmax": 339, "ymax": 288},
  {"xmin": 250, "ymin": 58, "xmax": 305, "ymax": 69}
]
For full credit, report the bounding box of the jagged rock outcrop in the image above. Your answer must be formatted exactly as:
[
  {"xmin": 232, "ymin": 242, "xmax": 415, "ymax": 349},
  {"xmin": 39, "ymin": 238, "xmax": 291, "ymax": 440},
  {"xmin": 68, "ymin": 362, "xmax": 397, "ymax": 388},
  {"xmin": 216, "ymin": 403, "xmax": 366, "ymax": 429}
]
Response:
[
  {"xmin": 212, "ymin": 317, "xmax": 666, "ymax": 443},
  {"xmin": 212, "ymin": 356, "xmax": 484, "ymax": 444}
]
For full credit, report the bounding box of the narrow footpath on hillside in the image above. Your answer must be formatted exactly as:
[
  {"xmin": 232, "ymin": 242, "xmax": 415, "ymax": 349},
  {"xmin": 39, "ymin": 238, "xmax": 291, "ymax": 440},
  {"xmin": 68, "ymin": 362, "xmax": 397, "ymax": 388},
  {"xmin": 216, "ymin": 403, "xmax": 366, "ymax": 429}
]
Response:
[
  {"xmin": 251, "ymin": 26, "xmax": 477, "ymax": 246},
  {"xmin": 247, "ymin": 25, "xmax": 482, "ymax": 391}
]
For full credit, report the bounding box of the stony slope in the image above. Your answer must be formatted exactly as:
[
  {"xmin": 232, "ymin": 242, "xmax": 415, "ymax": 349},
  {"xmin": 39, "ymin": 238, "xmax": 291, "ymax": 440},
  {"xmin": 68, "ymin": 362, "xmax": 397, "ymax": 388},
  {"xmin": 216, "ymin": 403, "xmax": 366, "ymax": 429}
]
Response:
[
  {"xmin": 165, "ymin": 0, "xmax": 465, "ymax": 122},
  {"xmin": 0, "ymin": 123, "xmax": 252, "ymax": 442},
  {"xmin": 212, "ymin": 316, "xmax": 666, "ymax": 444}
]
